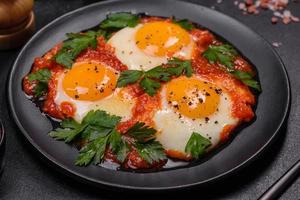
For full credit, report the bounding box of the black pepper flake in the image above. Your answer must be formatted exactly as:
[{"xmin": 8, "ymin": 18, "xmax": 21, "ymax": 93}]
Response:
[
  {"xmin": 225, "ymin": 97, "xmax": 227, "ymax": 100},
  {"xmin": 74, "ymin": 95, "xmax": 79, "ymax": 99},
  {"xmin": 188, "ymin": 102, "xmax": 193, "ymax": 106},
  {"xmin": 214, "ymin": 121, "xmax": 218, "ymax": 124},
  {"xmin": 205, "ymin": 117, "xmax": 209, "ymax": 123},
  {"xmin": 99, "ymin": 88, "xmax": 104, "ymax": 93},
  {"xmin": 215, "ymin": 88, "xmax": 222, "ymax": 95},
  {"xmin": 205, "ymin": 92, "xmax": 211, "ymax": 96},
  {"xmin": 168, "ymin": 101, "xmax": 172, "ymax": 104},
  {"xmin": 204, "ymin": 81, "xmax": 208, "ymax": 84},
  {"xmin": 199, "ymin": 98, "xmax": 203, "ymax": 103},
  {"xmin": 136, "ymin": 41, "xmax": 140, "ymax": 44},
  {"xmin": 182, "ymin": 96, "xmax": 187, "ymax": 100},
  {"xmin": 173, "ymin": 104, "xmax": 179, "ymax": 109},
  {"xmin": 209, "ymin": 137, "xmax": 212, "ymax": 140}
]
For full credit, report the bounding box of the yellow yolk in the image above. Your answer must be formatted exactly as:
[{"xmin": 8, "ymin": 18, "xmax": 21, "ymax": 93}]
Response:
[
  {"xmin": 135, "ymin": 21, "xmax": 191, "ymax": 57},
  {"xmin": 166, "ymin": 77, "xmax": 220, "ymax": 118},
  {"xmin": 62, "ymin": 62, "xmax": 117, "ymax": 101}
]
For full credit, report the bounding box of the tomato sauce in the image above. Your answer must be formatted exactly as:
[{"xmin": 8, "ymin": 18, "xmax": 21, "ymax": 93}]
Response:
[{"xmin": 23, "ymin": 17, "xmax": 258, "ymax": 170}]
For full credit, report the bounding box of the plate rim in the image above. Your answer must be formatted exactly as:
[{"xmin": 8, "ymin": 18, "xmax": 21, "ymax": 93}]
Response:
[{"xmin": 7, "ymin": 0, "xmax": 291, "ymax": 191}]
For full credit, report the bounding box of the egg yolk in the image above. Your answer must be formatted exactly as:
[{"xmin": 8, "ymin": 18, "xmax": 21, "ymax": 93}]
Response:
[
  {"xmin": 166, "ymin": 77, "xmax": 220, "ymax": 118},
  {"xmin": 135, "ymin": 21, "xmax": 191, "ymax": 57},
  {"xmin": 62, "ymin": 62, "xmax": 117, "ymax": 101}
]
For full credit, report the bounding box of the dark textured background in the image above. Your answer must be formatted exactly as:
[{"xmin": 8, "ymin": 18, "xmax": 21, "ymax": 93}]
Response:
[{"xmin": 0, "ymin": 0, "xmax": 299, "ymax": 199}]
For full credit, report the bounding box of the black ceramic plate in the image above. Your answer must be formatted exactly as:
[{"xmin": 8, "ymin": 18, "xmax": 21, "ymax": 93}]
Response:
[{"xmin": 8, "ymin": 0, "xmax": 290, "ymax": 191}]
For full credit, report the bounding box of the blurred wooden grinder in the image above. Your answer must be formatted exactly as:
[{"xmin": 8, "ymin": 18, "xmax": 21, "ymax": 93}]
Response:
[{"xmin": 0, "ymin": 0, "xmax": 35, "ymax": 50}]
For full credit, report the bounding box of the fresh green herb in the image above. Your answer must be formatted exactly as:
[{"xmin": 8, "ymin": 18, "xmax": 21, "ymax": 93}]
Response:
[
  {"xmin": 50, "ymin": 110, "xmax": 166, "ymax": 166},
  {"xmin": 27, "ymin": 68, "xmax": 51, "ymax": 97},
  {"xmin": 55, "ymin": 13, "xmax": 139, "ymax": 68},
  {"xmin": 109, "ymin": 129, "xmax": 129, "ymax": 162},
  {"xmin": 173, "ymin": 19, "xmax": 195, "ymax": 31},
  {"xmin": 203, "ymin": 44, "xmax": 238, "ymax": 69},
  {"xmin": 185, "ymin": 132, "xmax": 212, "ymax": 159},
  {"xmin": 50, "ymin": 110, "xmax": 121, "ymax": 143},
  {"xmin": 123, "ymin": 122, "xmax": 166, "ymax": 164},
  {"xmin": 75, "ymin": 136, "xmax": 108, "ymax": 166},
  {"xmin": 140, "ymin": 77, "xmax": 161, "ymax": 96},
  {"xmin": 100, "ymin": 13, "xmax": 139, "ymax": 29},
  {"xmin": 232, "ymin": 70, "xmax": 261, "ymax": 91},
  {"xmin": 50, "ymin": 110, "xmax": 123, "ymax": 166},
  {"xmin": 55, "ymin": 31, "xmax": 103, "ymax": 68},
  {"xmin": 116, "ymin": 70, "xmax": 144, "ymax": 87},
  {"xmin": 203, "ymin": 45, "xmax": 261, "ymax": 91},
  {"xmin": 28, "ymin": 68, "xmax": 51, "ymax": 83},
  {"xmin": 135, "ymin": 140, "xmax": 167, "ymax": 164},
  {"xmin": 117, "ymin": 58, "xmax": 193, "ymax": 96},
  {"xmin": 126, "ymin": 122, "xmax": 156, "ymax": 142}
]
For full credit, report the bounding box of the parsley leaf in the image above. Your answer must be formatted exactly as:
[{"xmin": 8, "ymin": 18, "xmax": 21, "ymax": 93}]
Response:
[
  {"xmin": 55, "ymin": 31, "xmax": 101, "ymax": 68},
  {"xmin": 203, "ymin": 44, "xmax": 238, "ymax": 69},
  {"xmin": 28, "ymin": 68, "xmax": 51, "ymax": 83},
  {"xmin": 75, "ymin": 136, "xmax": 108, "ymax": 166},
  {"xmin": 100, "ymin": 13, "xmax": 139, "ymax": 29},
  {"xmin": 27, "ymin": 68, "xmax": 51, "ymax": 97},
  {"xmin": 50, "ymin": 110, "xmax": 128, "ymax": 166},
  {"xmin": 126, "ymin": 122, "xmax": 156, "ymax": 142},
  {"xmin": 140, "ymin": 77, "xmax": 161, "ymax": 96},
  {"xmin": 49, "ymin": 110, "xmax": 121, "ymax": 143},
  {"xmin": 232, "ymin": 70, "xmax": 261, "ymax": 91},
  {"xmin": 116, "ymin": 70, "xmax": 144, "ymax": 87},
  {"xmin": 173, "ymin": 19, "xmax": 195, "ymax": 31},
  {"xmin": 185, "ymin": 132, "xmax": 212, "ymax": 159},
  {"xmin": 117, "ymin": 58, "xmax": 193, "ymax": 96},
  {"xmin": 135, "ymin": 140, "xmax": 167, "ymax": 164},
  {"xmin": 109, "ymin": 129, "xmax": 129, "ymax": 162}
]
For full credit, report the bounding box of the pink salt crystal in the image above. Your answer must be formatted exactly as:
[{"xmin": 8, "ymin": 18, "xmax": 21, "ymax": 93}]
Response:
[
  {"xmin": 239, "ymin": 2, "xmax": 246, "ymax": 10},
  {"xmin": 283, "ymin": 16, "xmax": 291, "ymax": 24},
  {"xmin": 272, "ymin": 42, "xmax": 282, "ymax": 47},
  {"xmin": 271, "ymin": 16, "xmax": 279, "ymax": 23},
  {"xmin": 291, "ymin": 15, "xmax": 300, "ymax": 22}
]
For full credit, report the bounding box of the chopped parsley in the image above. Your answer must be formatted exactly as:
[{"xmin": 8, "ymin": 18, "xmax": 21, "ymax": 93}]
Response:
[
  {"xmin": 203, "ymin": 44, "xmax": 261, "ymax": 91},
  {"xmin": 27, "ymin": 68, "xmax": 51, "ymax": 97},
  {"xmin": 203, "ymin": 44, "xmax": 238, "ymax": 69},
  {"xmin": 117, "ymin": 58, "xmax": 193, "ymax": 96},
  {"xmin": 185, "ymin": 132, "xmax": 212, "ymax": 159},
  {"xmin": 173, "ymin": 19, "xmax": 195, "ymax": 31},
  {"xmin": 50, "ymin": 110, "xmax": 166, "ymax": 166},
  {"xmin": 55, "ymin": 13, "xmax": 139, "ymax": 68}
]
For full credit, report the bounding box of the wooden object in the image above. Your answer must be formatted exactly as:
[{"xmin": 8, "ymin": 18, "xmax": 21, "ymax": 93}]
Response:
[{"xmin": 0, "ymin": 0, "xmax": 35, "ymax": 50}]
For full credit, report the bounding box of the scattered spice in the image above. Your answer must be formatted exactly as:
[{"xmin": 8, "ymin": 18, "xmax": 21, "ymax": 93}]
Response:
[{"xmin": 232, "ymin": 0, "xmax": 299, "ymax": 25}]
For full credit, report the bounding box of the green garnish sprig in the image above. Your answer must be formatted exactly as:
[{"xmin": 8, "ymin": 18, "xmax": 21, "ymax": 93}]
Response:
[
  {"xmin": 173, "ymin": 19, "xmax": 195, "ymax": 31},
  {"xmin": 203, "ymin": 44, "xmax": 261, "ymax": 91},
  {"xmin": 49, "ymin": 110, "xmax": 166, "ymax": 166},
  {"xmin": 117, "ymin": 58, "xmax": 193, "ymax": 96},
  {"xmin": 185, "ymin": 132, "xmax": 212, "ymax": 159},
  {"xmin": 55, "ymin": 13, "xmax": 139, "ymax": 68},
  {"xmin": 27, "ymin": 68, "xmax": 51, "ymax": 97}
]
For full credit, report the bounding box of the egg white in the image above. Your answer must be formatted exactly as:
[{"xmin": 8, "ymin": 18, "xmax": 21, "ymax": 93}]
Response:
[
  {"xmin": 54, "ymin": 71, "xmax": 135, "ymax": 123},
  {"xmin": 108, "ymin": 24, "xmax": 194, "ymax": 71},
  {"xmin": 154, "ymin": 79, "xmax": 239, "ymax": 156}
]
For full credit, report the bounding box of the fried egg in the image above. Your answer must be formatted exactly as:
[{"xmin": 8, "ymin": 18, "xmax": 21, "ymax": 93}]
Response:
[
  {"xmin": 153, "ymin": 76, "xmax": 239, "ymax": 159},
  {"xmin": 54, "ymin": 62, "xmax": 135, "ymax": 122},
  {"xmin": 108, "ymin": 21, "xmax": 195, "ymax": 71}
]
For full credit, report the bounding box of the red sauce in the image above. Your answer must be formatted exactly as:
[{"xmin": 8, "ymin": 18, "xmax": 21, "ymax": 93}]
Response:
[{"xmin": 23, "ymin": 17, "xmax": 258, "ymax": 170}]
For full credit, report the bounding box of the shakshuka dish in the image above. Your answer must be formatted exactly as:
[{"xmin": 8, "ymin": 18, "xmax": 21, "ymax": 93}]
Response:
[{"xmin": 23, "ymin": 13, "xmax": 260, "ymax": 170}]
